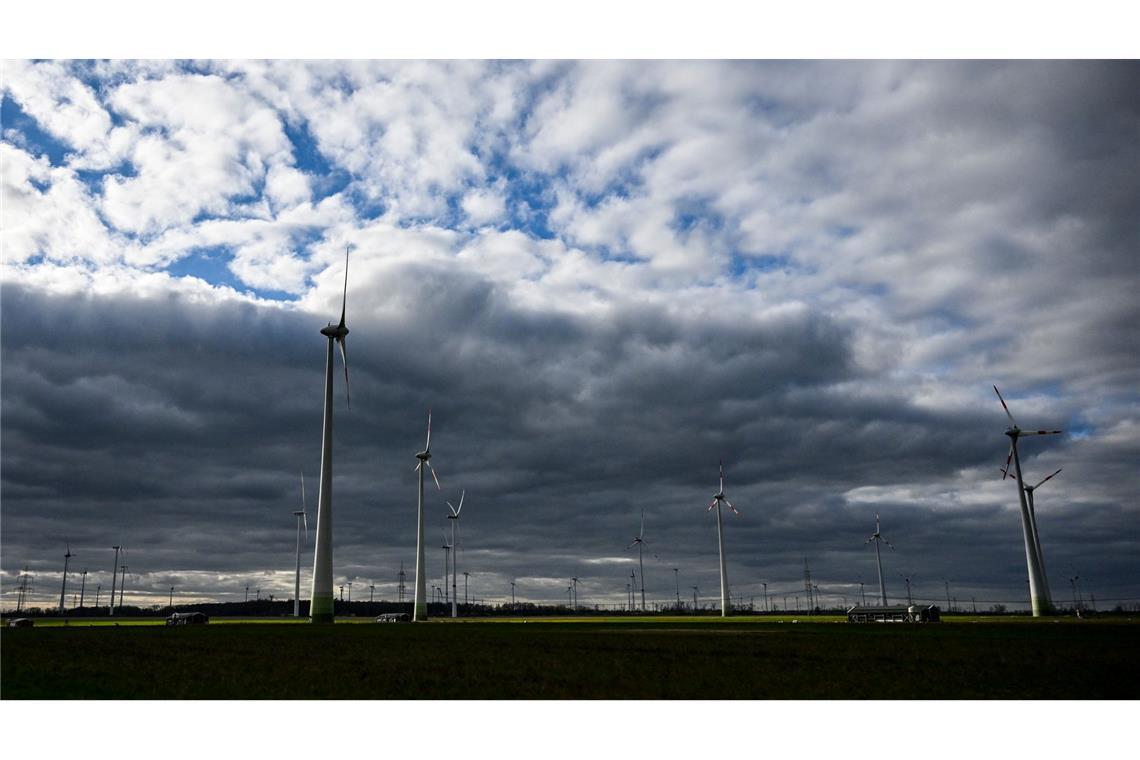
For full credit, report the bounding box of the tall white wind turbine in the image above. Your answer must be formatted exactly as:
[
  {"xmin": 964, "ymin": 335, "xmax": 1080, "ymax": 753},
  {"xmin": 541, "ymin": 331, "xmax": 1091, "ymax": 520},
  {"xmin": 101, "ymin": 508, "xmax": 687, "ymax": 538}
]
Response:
[
  {"xmin": 706, "ymin": 461, "xmax": 741, "ymax": 617},
  {"xmin": 413, "ymin": 411, "xmax": 442, "ymax": 621},
  {"xmin": 293, "ymin": 471, "xmax": 309, "ymax": 618},
  {"xmin": 994, "ymin": 385, "xmax": 1062, "ymax": 617},
  {"xmin": 626, "ymin": 509, "xmax": 652, "ymax": 612},
  {"xmin": 446, "ymin": 489, "xmax": 466, "ymax": 619},
  {"xmin": 866, "ymin": 513, "xmax": 894, "ymax": 605},
  {"xmin": 310, "ymin": 247, "xmax": 352, "ymax": 623}
]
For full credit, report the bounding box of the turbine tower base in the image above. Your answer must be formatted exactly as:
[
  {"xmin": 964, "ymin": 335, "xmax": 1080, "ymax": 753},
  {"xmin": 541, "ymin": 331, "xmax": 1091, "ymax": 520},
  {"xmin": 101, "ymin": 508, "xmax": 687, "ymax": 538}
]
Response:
[{"xmin": 310, "ymin": 594, "xmax": 335, "ymax": 623}]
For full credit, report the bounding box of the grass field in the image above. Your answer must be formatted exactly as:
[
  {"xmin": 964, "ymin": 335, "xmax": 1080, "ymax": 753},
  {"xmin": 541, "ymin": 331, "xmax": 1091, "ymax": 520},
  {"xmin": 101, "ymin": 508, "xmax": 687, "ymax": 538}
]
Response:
[{"xmin": 4, "ymin": 616, "xmax": 1138, "ymax": 699}]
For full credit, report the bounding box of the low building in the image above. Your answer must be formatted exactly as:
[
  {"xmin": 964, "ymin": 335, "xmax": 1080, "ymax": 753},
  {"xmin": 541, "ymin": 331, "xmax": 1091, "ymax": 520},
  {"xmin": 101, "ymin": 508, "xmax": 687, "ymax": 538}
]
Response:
[
  {"xmin": 847, "ymin": 605, "xmax": 941, "ymax": 623},
  {"xmin": 165, "ymin": 611, "xmax": 209, "ymax": 625},
  {"xmin": 375, "ymin": 612, "xmax": 411, "ymax": 623}
]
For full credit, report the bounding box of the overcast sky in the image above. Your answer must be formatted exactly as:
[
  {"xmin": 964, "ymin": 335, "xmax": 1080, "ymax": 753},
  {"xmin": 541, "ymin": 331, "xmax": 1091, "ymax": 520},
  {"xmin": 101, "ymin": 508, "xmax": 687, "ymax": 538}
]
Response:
[{"xmin": 3, "ymin": 60, "xmax": 1138, "ymax": 612}]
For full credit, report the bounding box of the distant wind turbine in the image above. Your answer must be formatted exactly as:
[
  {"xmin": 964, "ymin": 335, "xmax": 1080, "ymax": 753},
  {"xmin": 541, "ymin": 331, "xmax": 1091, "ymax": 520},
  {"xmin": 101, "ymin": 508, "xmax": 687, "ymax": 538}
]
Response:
[
  {"xmin": 625, "ymin": 509, "xmax": 653, "ymax": 612},
  {"xmin": 59, "ymin": 541, "xmax": 72, "ymax": 614},
  {"xmin": 293, "ymin": 471, "xmax": 309, "ymax": 617},
  {"xmin": 446, "ymin": 489, "xmax": 466, "ymax": 619},
  {"xmin": 706, "ymin": 461, "xmax": 741, "ymax": 617},
  {"xmin": 310, "ymin": 246, "xmax": 352, "ymax": 623},
  {"xmin": 994, "ymin": 385, "xmax": 1062, "ymax": 616},
  {"xmin": 413, "ymin": 411, "xmax": 442, "ymax": 621},
  {"xmin": 866, "ymin": 513, "xmax": 894, "ymax": 605},
  {"xmin": 1001, "ymin": 465, "xmax": 1063, "ymax": 589}
]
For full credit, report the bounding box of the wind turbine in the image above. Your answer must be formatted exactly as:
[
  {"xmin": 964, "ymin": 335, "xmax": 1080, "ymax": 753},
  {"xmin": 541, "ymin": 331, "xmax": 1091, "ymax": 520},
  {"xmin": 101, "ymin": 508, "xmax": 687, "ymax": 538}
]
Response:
[
  {"xmin": 310, "ymin": 246, "xmax": 352, "ymax": 624},
  {"xmin": 59, "ymin": 541, "xmax": 72, "ymax": 614},
  {"xmin": 446, "ymin": 489, "xmax": 466, "ymax": 619},
  {"xmin": 79, "ymin": 569, "xmax": 88, "ymax": 608},
  {"xmin": 994, "ymin": 385, "xmax": 1062, "ymax": 616},
  {"xmin": 108, "ymin": 546, "xmax": 121, "ymax": 616},
  {"xmin": 440, "ymin": 527, "xmax": 452, "ymax": 609},
  {"xmin": 626, "ymin": 509, "xmax": 652, "ymax": 611},
  {"xmin": 705, "ymin": 461, "xmax": 740, "ymax": 617},
  {"xmin": 866, "ymin": 513, "xmax": 894, "ymax": 605},
  {"xmin": 293, "ymin": 471, "xmax": 309, "ymax": 618},
  {"xmin": 1000, "ymin": 465, "xmax": 1063, "ymax": 590},
  {"xmin": 413, "ymin": 411, "xmax": 442, "ymax": 621}
]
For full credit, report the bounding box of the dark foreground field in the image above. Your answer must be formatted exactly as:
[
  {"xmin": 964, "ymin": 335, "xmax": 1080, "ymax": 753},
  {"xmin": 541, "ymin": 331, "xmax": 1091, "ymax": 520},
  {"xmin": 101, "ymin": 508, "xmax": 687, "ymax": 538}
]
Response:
[{"xmin": 4, "ymin": 617, "xmax": 1139, "ymax": 699}]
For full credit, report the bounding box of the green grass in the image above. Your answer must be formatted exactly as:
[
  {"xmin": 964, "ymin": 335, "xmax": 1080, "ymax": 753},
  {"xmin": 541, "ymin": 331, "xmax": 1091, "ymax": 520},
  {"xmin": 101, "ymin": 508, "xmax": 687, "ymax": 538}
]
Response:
[{"xmin": 4, "ymin": 616, "xmax": 1138, "ymax": 699}]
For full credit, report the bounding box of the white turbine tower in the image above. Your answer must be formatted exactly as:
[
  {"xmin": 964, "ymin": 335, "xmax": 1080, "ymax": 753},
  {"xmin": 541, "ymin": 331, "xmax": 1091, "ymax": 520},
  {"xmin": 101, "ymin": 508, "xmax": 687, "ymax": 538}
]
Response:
[
  {"xmin": 625, "ymin": 509, "xmax": 652, "ymax": 612},
  {"xmin": 293, "ymin": 471, "xmax": 309, "ymax": 618},
  {"xmin": 413, "ymin": 411, "xmax": 442, "ymax": 621},
  {"xmin": 310, "ymin": 247, "xmax": 352, "ymax": 623},
  {"xmin": 994, "ymin": 386, "xmax": 1062, "ymax": 617},
  {"xmin": 706, "ymin": 461, "xmax": 741, "ymax": 617},
  {"xmin": 446, "ymin": 489, "xmax": 466, "ymax": 619},
  {"xmin": 866, "ymin": 513, "xmax": 894, "ymax": 605}
]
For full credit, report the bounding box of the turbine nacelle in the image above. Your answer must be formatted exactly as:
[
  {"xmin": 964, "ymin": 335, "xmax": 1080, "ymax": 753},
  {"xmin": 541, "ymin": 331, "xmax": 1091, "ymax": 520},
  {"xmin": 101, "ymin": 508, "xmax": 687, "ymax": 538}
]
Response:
[{"xmin": 320, "ymin": 323, "xmax": 349, "ymax": 339}]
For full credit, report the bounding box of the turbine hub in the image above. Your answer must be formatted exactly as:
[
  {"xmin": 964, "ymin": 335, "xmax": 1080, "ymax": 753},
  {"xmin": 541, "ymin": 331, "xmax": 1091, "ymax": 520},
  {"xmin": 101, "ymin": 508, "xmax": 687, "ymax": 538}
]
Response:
[
  {"xmin": 321, "ymin": 324, "xmax": 349, "ymax": 338},
  {"xmin": 1004, "ymin": 426, "xmax": 1019, "ymax": 438},
  {"xmin": 416, "ymin": 450, "xmax": 431, "ymax": 460}
]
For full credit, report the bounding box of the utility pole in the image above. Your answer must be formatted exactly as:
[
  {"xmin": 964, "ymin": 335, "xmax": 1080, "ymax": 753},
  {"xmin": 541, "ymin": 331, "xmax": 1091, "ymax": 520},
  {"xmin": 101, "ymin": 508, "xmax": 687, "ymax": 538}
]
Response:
[
  {"xmin": 16, "ymin": 567, "xmax": 31, "ymax": 612},
  {"xmin": 398, "ymin": 562, "xmax": 407, "ymax": 604},
  {"xmin": 567, "ymin": 585, "xmax": 573, "ymax": 607},
  {"xmin": 904, "ymin": 577, "xmax": 912, "ymax": 605},
  {"xmin": 109, "ymin": 546, "xmax": 121, "ymax": 617},
  {"xmin": 783, "ymin": 593, "xmax": 788, "ymax": 611},
  {"xmin": 463, "ymin": 572, "xmax": 469, "ymax": 605},
  {"xmin": 804, "ymin": 559, "xmax": 813, "ymax": 612},
  {"xmin": 945, "ymin": 579, "xmax": 952, "ymax": 612},
  {"xmin": 95, "ymin": 584, "xmax": 101, "ymax": 609},
  {"xmin": 972, "ymin": 596, "xmax": 977, "ymax": 613},
  {"xmin": 338, "ymin": 585, "xmax": 343, "ymax": 602},
  {"xmin": 860, "ymin": 580, "xmax": 866, "ymax": 607},
  {"xmin": 510, "ymin": 580, "xmax": 516, "ymax": 606},
  {"xmin": 79, "ymin": 570, "xmax": 88, "ymax": 608},
  {"xmin": 692, "ymin": 586, "xmax": 699, "ymax": 610},
  {"xmin": 673, "ymin": 568, "xmax": 680, "ymax": 608},
  {"xmin": 571, "ymin": 577, "xmax": 579, "ymax": 610},
  {"xmin": 245, "ymin": 584, "xmax": 249, "ymax": 602},
  {"xmin": 169, "ymin": 586, "xmax": 174, "ymax": 609},
  {"xmin": 762, "ymin": 581, "xmax": 769, "ymax": 612},
  {"xmin": 370, "ymin": 583, "xmax": 375, "ymax": 603},
  {"xmin": 626, "ymin": 583, "xmax": 631, "ymax": 611},
  {"xmin": 347, "ymin": 581, "xmax": 353, "ymax": 604},
  {"xmin": 630, "ymin": 571, "xmax": 636, "ymax": 611}
]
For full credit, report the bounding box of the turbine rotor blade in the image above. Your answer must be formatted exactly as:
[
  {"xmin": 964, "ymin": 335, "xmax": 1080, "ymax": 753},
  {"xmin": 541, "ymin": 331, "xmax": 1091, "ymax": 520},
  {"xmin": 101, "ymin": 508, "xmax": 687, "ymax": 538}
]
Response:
[
  {"xmin": 725, "ymin": 499, "xmax": 740, "ymax": 515},
  {"xmin": 427, "ymin": 461, "xmax": 441, "ymax": 491},
  {"xmin": 993, "ymin": 385, "xmax": 1017, "ymax": 427},
  {"xmin": 640, "ymin": 508, "xmax": 645, "ymax": 538},
  {"xmin": 425, "ymin": 410, "xmax": 432, "ymax": 451},
  {"xmin": 1018, "ymin": 430, "xmax": 1063, "ymax": 436},
  {"xmin": 1003, "ymin": 443, "xmax": 1014, "ymax": 479},
  {"xmin": 456, "ymin": 489, "xmax": 465, "ymax": 516},
  {"xmin": 1034, "ymin": 468, "xmax": 1063, "ymax": 490},
  {"xmin": 338, "ymin": 245, "xmax": 349, "ymax": 329},
  {"xmin": 337, "ymin": 337, "xmax": 351, "ymax": 408},
  {"xmin": 301, "ymin": 471, "xmax": 306, "ymax": 511},
  {"xmin": 707, "ymin": 499, "xmax": 717, "ymax": 512}
]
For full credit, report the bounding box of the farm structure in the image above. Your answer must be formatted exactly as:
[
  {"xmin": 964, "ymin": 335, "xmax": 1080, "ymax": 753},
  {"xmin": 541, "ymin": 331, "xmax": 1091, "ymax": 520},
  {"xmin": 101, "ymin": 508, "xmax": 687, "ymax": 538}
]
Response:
[{"xmin": 847, "ymin": 605, "xmax": 941, "ymax": 623}]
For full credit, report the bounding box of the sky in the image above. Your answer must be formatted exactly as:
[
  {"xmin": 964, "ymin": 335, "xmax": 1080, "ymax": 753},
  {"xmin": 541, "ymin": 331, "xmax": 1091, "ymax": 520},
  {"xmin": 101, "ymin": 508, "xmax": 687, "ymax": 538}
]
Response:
[{"xmin": 3, "ymin": 59, "xmax": 1139, "ymax": 614}]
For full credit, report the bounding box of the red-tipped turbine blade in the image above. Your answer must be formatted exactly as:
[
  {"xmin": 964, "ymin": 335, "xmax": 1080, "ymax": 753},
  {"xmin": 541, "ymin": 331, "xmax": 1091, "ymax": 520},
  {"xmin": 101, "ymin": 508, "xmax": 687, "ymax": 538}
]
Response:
[
  {"xmin": 1019, "ymin": 430, "xmax": 1063, "ymax": 436},
  {"xmin": 725, "ymin": 499, "xmax": 740, "ymax": 515},
  {"xmin": 707, "ymin": 499, "xmax": 718, "ymax": 512},
  {"xmin": 1003, "ymin": 443, "xmax": 1013, "ymax": 479},
  {"xmin": 994, "ymin": 385, "xmax": 1017, "ymax": 427},
  {"xmin": 427, "ymin": 461, "xmax": 441, "ymax": 491},
  {"xmin": 1033, "ymin": 468, "xmax": 1063, "ymax": 490}
]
